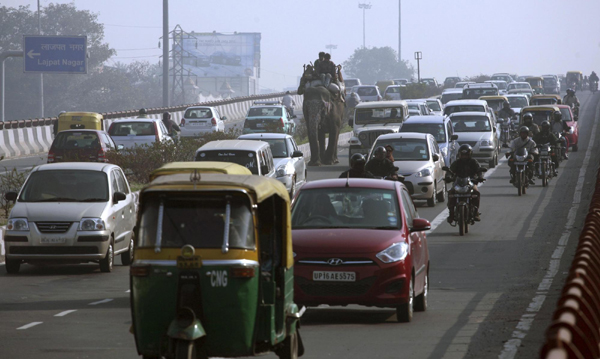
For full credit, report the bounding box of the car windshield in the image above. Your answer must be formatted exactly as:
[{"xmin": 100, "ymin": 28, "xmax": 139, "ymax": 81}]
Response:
[
  {"xmin": 426, "ymin": 101, "xmax": 441, "ymax": 111},
  {"xmin": 533, "ymin": 99, "xmax": 557, "ymax": 105},
  {"xmin": 485, "ymin": 100, "xmax": 504, "ymax": 112},
  {"xmin": 19, "ymin": 170, "xmax": 109, "ymax": 202},
  {"xmin": 444, "ymin": 105, "xmax": 485, "ymax": 115},
  {"xmin": 490, "ymin": 82, "xmax": 507, "ymax": 90},
  {"xmin": 508, "ymin": 97, "xmax": 528, "ymax": 108},
  {"xmin": 196, "ymin": 150, "xmax": 259, "ymax": 174},
  {"xmin": 373, "ymin": 138, "xmax": 429, "ymax": 161},
  {"xmin": 291, "ymin": 188, "xmax": 401, "ymax": 230},
  {"xmin": 109, "ymin": 122, "xmax": 156, "ymax": 137},
  {"xmin": 509, "ymin": 83, "xmax": 531, "ymax": 90},
  {"xmin": 247, "ymin": 107, "xmax": 283, "ymax": 117},
  {"xmin": 441, "ymin": 92, "xmax": 463, "ymax": 104},
  {"xmin": 52, "ymin": 132, "xmax": 100, "ymax": 150},
  {"xmin": 355, "ymin": 107, "xmax": 404, "ymax": 124},
  {"xmin": 249, "ymin": 139, "xmax": 288, "ymax": 158},
  {"xmin": 543, "ymin": 78, "xmax": 556, "ymax": 86},
  {"xmin": 138, "ymin": 193, "xmax": 254, "ymax": 249},
  {"xmin": 560, "ymin": 108, "xmax": 573, "ymax": 121},
  {"xmin": 185, "ymin": 108, "xmax": 212, "ymax": 118},
  {"xmin": 386, "ymin": 87, "xmax": 400, "ymax": 93},
  {"xmin": 530, "ymin": 111, "xmax": 553, "ymax": 126},
  {"xmin": 451, "ymin": 116, "xmax": 492, "ymax": 132},
  {"xmin": 356, "ymin": 87, "xmax": 378, "ymax": 96},
  {"xmin": 463, "ymin": 88, "xmax": 498, "ymax": 99},
  {"xmin": 400, "ymin": 123, "xmax": 446, "ymax": 143}
]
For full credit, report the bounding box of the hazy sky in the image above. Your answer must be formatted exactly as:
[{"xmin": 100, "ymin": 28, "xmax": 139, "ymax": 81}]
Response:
[{"xmin": 5, "ymin": 0, "xmax": 600, "ymax": 91}]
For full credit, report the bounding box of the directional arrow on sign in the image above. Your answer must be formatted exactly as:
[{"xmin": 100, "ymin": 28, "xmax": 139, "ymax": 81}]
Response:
[{"xmin": 27, "ymin": 49, "xmax": 40, "ymax": 59}]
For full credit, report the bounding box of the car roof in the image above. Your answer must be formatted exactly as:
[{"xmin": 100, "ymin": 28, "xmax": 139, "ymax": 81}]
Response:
[
  {"xmin": 445, "ymin": 99, "xmax": 488, "ymax": 106},
  {"xmin": 403, "ymin": 115, "xmax": 446, "ymax": 124},
  {"xmin": 33, "ymin": 162, "xmax": 117, "ymax": 172},
  {"xmin": 355, "ymin": 100, "xmax": 407, "ymax": 109},
  {"xmin": 505, "ymin": 94, "xmax": 528, "ymax": 98},
  {"xmin": 376, "ymin": 132, "xmax": 432, "ymax": 141},
  {"xmin": 354, "ymin": 85, "xmax": 378, "ymax": 88},
  {"xmin": 404, "ymin": 99, "xmax": 427, "ymax": 103},
  {"xmin": 112, "ymin": 117, "xmax": 160, "ymax": 123},
  {"xmin": 185, "ymin": 106, "xmax": 214, "ymax": 110},
  {"xmin": 510, "ymin": 82, "xmax": 531, "ymax": 85},
  {"xmin": 442, "ymin": 88, "xmax": 464, "ymax": 94},
  {"xmin": 300, "ymin": 178, "xmax": 398, "ymax": 191},
  {"xmin": 521, "ymin": 105, "xmax": 560, "ymax": 112},
  {"xmin": 56, "ymin": 129, "xmax": 102, "ymax": 134},
  {"xmin": 198, "ymin": 139, "xmax": 270, "ymax": 151},
  {"xmin": 249, "ymin": 104, "xmax": 284, "ymax": 109},
  {"xmin": 448, "ymin": 112, "xmax": 491, "ymax": 118},
  {"xmin": 464, "ymin": 83, "xmax": 497, "ymax": 88},
  {"xmin": 238, "ymin": 133, "xmax": 292, "ymax": 140}
]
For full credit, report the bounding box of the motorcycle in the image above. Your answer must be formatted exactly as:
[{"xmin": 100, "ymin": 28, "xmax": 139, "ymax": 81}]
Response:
[
  {"xmin": 592, "ymin": 81, "xmax": 598, "ymax": 93},
  {"xmin": 443, "ymin": 166, "xmax": 487, "ymax": 236},
  {"xmin": 497, "ymin": 116, "xmax": 513, "ymax": 148},
  {"xmin": 509, "ymin": 147, "xmax": 532, "ymax": 196},
  {"xmin": 535, "ymin": 144, "xmax": 555, "ymax": 187}
]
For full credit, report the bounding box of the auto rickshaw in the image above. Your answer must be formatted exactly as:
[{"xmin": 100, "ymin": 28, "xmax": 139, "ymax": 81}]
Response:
[
  {"xmin": 525, "ymin": 77, "xmax": 544, "ymax": 94},
  {"xmin": 55, "ymin": 112, "xmax": 104, "ymax": 135},
  {"xmin": 520, "ymin": 105, "xmax": 561, "ymax": 127},
  {"xmin": 530, "ymin": 94, "xmax": 562, "ymax": 106},
  {"xmin": 130, "ymin": 172, "xmax": 304, "ymax": 359},
  {"xmin": 566, "ymin": 71, "xmax": 583, "ymax": 91},
  {"xmin": 149, "ymin": 161, "xmax": 252, "ymax": 181},
  {"xmin": 479, "ymin": 95, "xmax": 509, "ymax": 113}
]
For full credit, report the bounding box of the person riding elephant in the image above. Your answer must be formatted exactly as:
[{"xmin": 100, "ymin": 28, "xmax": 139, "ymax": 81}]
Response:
[{"xmin": 302, "ymin": 86, "xmax": 343, "ymax": 166}]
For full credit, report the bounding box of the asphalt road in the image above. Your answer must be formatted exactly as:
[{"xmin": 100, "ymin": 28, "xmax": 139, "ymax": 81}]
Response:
[{"xmin": 0, "ymin": 92, "xmax": 598, "ymax": 359}]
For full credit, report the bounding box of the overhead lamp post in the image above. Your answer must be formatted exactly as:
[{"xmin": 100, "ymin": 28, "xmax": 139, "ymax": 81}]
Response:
[
  {"xmin": 37, "ymin": 0, "xmax": 44, "ymax": 118},
  {"xmin": 162, "ymin": 0, "xmax": 169, "ymax": 107},
  {"xmin": 414, "ymin": 51, "xmax": 422, "ymax": 83},
  {"xmin": 325, "ymin": 44, "xmax": 337, "ymax": 56},
  {"xmin": 358, "ymin": 3, "xmax": 372, "ymax": 48}
]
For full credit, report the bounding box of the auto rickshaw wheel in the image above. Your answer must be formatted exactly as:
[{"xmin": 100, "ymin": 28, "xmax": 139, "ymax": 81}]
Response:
[{"xmin": 276, "ymin": 331, "xmax": 299, "ymax": 359}]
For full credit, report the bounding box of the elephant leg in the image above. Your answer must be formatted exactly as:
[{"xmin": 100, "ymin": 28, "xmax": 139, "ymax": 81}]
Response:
[
  {"xmin": 306, "ymin": 114, "xmax": 322, "ymax": 166},
  {"xmin": 317, "ymin": 125, "xmax": 327, "ymax": 163}
]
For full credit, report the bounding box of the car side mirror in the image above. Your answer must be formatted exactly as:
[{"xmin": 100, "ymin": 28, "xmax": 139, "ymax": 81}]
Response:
[
  {"xmin": 493, "ymin": 127, "xmax": 497, "ymax": 132},
  {"xmin": 113, "ymin": 191, "xmax": 126, "ymax": 203},
  {"xmin": 292, "ymin": 150, "xmax": 304, "ymax": 158},
  {"xmin": 117, "ymin": 144, "xmax": 124, "ymax": 151},
  {"xmin": 451, "ymin": 134, "xmax": 458, "ymax": 141},
  {"xmin": 5, "ymin": 191, "xmax": 17, "ymax": 202},
  {"xmin": 261, "ymin": 165, "xmax": 270, "ymax": 175},
  {"xmin": 221, "ymin": 116, "xmax": 228, "ymax": 121},
  {"xmin": 432, "ymin": 154, "xmax": 439, "ymax": 162},
  {"xmin": 410, "ymin": 218, "xmax": 431, "ymax": 233}
]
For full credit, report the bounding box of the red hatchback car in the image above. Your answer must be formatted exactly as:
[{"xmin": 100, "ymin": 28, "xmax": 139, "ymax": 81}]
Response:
[
  {"xmin": 291, "ymin": 178, "xmax": 431, "ymax": 322},
  {"xmin": 48, "ymin": 129, "xmax": 118, "ymax": 163},
  {"xmin": 557, "ymin": 104, "xmax": 579, "ymax": 151}
]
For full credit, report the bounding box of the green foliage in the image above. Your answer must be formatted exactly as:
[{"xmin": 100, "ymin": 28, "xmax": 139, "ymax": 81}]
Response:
[
  {"xmin": 400, "ymin": 83, "xmax": 442, "ymax": 99},
  {"xmin": 0, "ymin": 167, "xmax": 30, "ymax": 222},
  {"xmin": 466, "ymin": 74, "xmax": 491, "ymax": 83},
  {"xmin": 342, "ymin": 47, "xmax": 413, "ymax": 85},
  {"xmin": 106, "ymin": 130, "xmax": 240, "ymax": 184}
]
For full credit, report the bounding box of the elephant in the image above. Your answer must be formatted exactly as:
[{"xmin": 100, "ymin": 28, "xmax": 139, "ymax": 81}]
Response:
[{"xmin": 302, "ymin": 86, "xmax": 344, "ymax": 166}]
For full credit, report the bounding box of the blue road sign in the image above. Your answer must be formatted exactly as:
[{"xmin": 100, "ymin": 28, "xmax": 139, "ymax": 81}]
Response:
[{"xmin": 23, "ymin": 35, "xmax": 87, "ymax": 74}]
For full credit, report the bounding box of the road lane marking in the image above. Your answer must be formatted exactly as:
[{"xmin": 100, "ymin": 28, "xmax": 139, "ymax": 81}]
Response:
[
  {"xmin": 17, "ymin": 322, "xmax": 43, "ymax": 330},
  {"xmin": 499, "ymin": 92, "xmax": 600, "ymax": 359},
  {"xmin": 54, "ymin": 310, "xmax": 77, "ymax": 317},
  {"xmin": 89, "ymin": 299, "xmax": 113, "ymax": 306}
]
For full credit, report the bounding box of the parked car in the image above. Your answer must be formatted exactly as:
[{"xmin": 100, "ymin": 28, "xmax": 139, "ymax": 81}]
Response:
[
  {"xmin": 557, "ymin": 104, "xmax": 579, "ymax": 151},
  {"xmin": 238, "ymin": 133, "xmax": 307, "ymax": 197},
  {"xmin": 180, "ymin": 106, "xmax": 226, "ymax": 137},
  {"xmin": 441, "ymin": 88, "xmax": 464, "ymax": 105},
  {"xmin": 399, "ymin": 116, "xmax": 459, "ymax": 167},
  {"xmin": 448, "ymin": 111, "xmax": 499, "ymax": 167},
  {"xmin": 369, "ymin": 132, "xmax": 446, "ymax": 206},
  {"xmin": 462, "ymin": 83, "xmax": 499, "ymax": 99},
  {"xmin": 350, "ymin": 85, "xmax": 382, "ymax": 102},
  {"xmin": 243, "ymin": 105, "xmax": 295, "ymax": 135},
  {"xmin": 108, "ymin": 118, "xmax": 174, "ymax": 149},
  {"xmin": 3, "ymin": 163, "xmax": 136, "ymax": 274},
  {"xmin": 348, "ymin": 100, "xmax": 409, "ymax": 157},
  {"xmin": 291, "ymin": 178, "xmax": 431, "ymax": 322},
  {"xmin": 383, "ymin": 85, "xmax": 403, "ymax": 100},
  {"xmin": 195, "ymin": 139, "xmax": 276, "ymax": 178},
  {"xmin": 48, "ymin": 129, "xmax": 119, "ymax": 164}
]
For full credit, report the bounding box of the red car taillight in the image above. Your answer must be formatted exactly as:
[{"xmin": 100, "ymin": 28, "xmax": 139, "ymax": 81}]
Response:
[
  {"xmin": 180, "ymin": 118, "xmax": 185, "ymax": 127},
  {"xmin": 97, "ymin": 148, "xmax": 106, "ymax": 162},
  {"xmin": 279, "ymin": 118, "xmax": 284, "ymax": 127},
  {"xmin": 153, "ymin": 122, "xmax": 160, "ymax": 142},
  {"xmin": 108, "ymin": 123, "xmax": 114, "ymax": 134},
  {"xmin": 47, "ymin": 149, "xmax": 55, "ymax": 163},
  {"xmin": 211, "ymin": 117, "xmax": 217, "ymax": 126}
]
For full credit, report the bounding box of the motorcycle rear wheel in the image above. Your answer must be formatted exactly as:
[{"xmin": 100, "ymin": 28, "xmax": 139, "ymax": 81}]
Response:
[
  {"xmin": 458, "ymin": 206, "xmax": 466, "ymax": 236},
  {"xmin": 517, "ymin": 175, "xmax": 522, "ymax": 196},
  {"xmin": 541, "ymin": 163, "xmax": 547, "ymax": 187}
]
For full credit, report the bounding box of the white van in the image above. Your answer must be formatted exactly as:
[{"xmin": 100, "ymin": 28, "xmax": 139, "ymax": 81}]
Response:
[{"xmin": 195, "ymin": 140, "xmax": 276, "ymax": 178}]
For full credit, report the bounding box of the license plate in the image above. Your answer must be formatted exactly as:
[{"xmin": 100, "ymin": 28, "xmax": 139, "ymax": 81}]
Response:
[
  {"xmin": 189, "ymin": 122, "xmax": 204, "ymax": 126},
  {"xmin": 540, "ymin": 151, "xmax": 549, "ymax": 155},
  {"xmin": 451, "ymin": 193, "xmax": 472, "ymax": 198},
  {"xmin": 540, "ymin": 155, "xmax": 550, "ymax": 159},
  {"xmin": 256, "ymin": 123, "xmax": 264, "ymax": 128},
  {"xmin": 41, "ymin": 237, "xmax": 66, "ymax": 244},
  {"xmin": 313, "ymin": 271, "xmax": 356, "ymax": 282},
  {"xmin": 177, "ymin": 256, "xmax": 201, "ymax": 269},
  {"xmin": 515, "ymin": 161, "xmax": 528, "ymax": 165}
]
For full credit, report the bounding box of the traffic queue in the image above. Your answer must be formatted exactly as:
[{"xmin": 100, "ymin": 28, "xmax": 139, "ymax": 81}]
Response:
[{"xmin": 0, "ymin": 70, "xmax": 592, "ymax": 359}]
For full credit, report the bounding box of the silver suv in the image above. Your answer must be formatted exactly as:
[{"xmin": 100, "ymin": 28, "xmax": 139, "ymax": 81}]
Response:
[{"xmin": 4, "ymin": 163, "xmax": 136, "ymax": 274}]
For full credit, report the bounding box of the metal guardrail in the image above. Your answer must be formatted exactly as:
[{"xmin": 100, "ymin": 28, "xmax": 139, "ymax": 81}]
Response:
[{"xmin": 540, "ymin": 163, "xmax": 600, "ymax": 359}]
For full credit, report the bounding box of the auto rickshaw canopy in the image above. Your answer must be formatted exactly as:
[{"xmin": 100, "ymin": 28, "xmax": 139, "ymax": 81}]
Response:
[
  {"xmin": 526, "ymin": 77, "xmax": 543, "ymax": 86},
  {"xmin": 149, "ymin": 161, "xmax": 252, "ymax": 181},
  {"xmin": 530, "ymin": 94, "xmax": 562, "ymax": 105},
  {"xmin": 57, "ymin": 112, "xmax": 104, "ymax": 132}
]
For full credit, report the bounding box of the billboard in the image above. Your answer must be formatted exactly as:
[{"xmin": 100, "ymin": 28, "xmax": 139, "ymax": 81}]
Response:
[{"xmin": 182, "ymin": 32, "xmax": 261, "ymax": 78}]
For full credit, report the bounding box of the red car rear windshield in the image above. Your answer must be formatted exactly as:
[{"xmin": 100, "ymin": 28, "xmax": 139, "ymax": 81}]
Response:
[
  {"xmin": 292, "ymin": 188, "xmax": 401, "ymax": 230},
  {"xmin": 52, "ymin": 132, "xmax": 100, "ymax": 150}
]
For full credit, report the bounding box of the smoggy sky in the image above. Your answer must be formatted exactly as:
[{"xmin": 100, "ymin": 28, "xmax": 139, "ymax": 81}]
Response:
[{"xmin": 5, "ymin": 0, "xmax": 600, "ymax": 91}]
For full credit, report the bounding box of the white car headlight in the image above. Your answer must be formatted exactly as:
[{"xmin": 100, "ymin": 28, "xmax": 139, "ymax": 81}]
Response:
[
  {"xmin": 79, "ymin": 218, "xmax": 105, "ymax": 231},
  {"xmin": 276, "ymin": 165, "xmax": 291, "ymax": 178},
  {"xmin": 480, "ymin": 140, "xmax": 492, "ymax": 146},
  {"xmin": 415, "ymin": 167, "xmax": 433, "ymax": 177},
  {"xmin": 376, "ymin": 242, "xmax": 409, "ymax": 263},
  {"xmin": 7, "ymin": 218, "xmax": 29, "ymax": 231}
]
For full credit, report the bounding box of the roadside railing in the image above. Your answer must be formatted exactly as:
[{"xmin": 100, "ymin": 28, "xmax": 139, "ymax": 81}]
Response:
[{"xmin": 540, "ymin": 162, "xmax": 600, "ymax": 358}]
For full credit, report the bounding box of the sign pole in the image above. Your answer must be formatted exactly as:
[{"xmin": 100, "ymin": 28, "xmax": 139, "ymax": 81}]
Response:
[
  {"xmin": 162, "ymin": 0, "xmax": 169, "ymax": 107},
  {"xmin": 37, "ymin": 0, "xmax": 44, "ymax": 118},
  {"xmin": 414, "ymin": 51, "xmax": 422, "ymax": 83},
  {"xmin": 1, "ymin": 51, "xmax": 24, "ymax": 122}
]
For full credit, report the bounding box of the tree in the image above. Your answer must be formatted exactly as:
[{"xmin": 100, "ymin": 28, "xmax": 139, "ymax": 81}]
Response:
[{"xmin": 342, "ymin": 47, "xmax": 413, "ymax": 85}]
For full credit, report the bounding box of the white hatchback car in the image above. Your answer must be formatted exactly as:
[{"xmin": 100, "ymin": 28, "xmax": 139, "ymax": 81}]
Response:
[
  {"xmin": 3, "ymin": 163, "xmax": 136, "ymax": 274},
  {"xmin": 108, "ymin": 118, "xmax": 174, "ymax": 148},
  {"xmin": 180, "ymin": 106, "xmax": 226, "ymax": 137},
  {"xmin": 448, "ymin": 112, "xmax": 499, "ymax": 168}
]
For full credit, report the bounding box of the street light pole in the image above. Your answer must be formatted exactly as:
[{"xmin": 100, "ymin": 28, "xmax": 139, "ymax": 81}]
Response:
[
  {"xmin": 162, "ymin": 0, "xmax": 169, "ymax": 107},
  {"xmin": 325, "ymin": 44, "xmax": 337, "ymax": 56},
  {"xmin": 414, "ymin": 51, "xmax": 422, "ymax": 83},
  {"xmin": 358, "ymin": 3, "xmax": 372, "ymax": 48},
  {"xmin": 37, "ymin": 0, "xmax": 44, "ymax": 118},
  {"xmin": 398, "ymin": 0, "xmax": 401, "ymax": 61}
]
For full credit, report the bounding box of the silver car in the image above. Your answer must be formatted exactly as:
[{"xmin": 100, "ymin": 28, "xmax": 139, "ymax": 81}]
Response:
[
  {"xmin": 238, "ymin": 133, "xmax": 307, "ymax": 197},
  {"xmin": 3, "ymin": 163, "xmax": 136, "ymax": 274},
  {"xmin": 108, "ymin": 118, "xmax": 174, "ymax": 148}
]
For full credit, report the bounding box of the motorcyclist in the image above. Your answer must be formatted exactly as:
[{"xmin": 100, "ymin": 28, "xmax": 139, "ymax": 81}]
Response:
[
  {"xmin": 282, "ymin": 91, "xmax": 296, "ymax": 118},
  {"xmin": 521, "ymin": 112, "xmax": 539, "ymax": 137},
  {"xmin": 551, "ymin": 110, "xmax": 570, "ymax": 159},
  {"xmin": 339, "ymin": 153, "xmax": 376, "ymax": 179},
  {"xmin": 162, "ymin": 111, "xmax": 181, "ymax": 135},
  {"xmin": 563, "ymin": 88, "xmax": 580, "ymax": 108},
  {"xmin": 365, "ymin": 146, "xmax": 396, "ymax": 178},
  {"xmin": 446, "ymin": 144, "xmax": 483, "ymax": 224},
  {"xmin": 137, "ymin": 108, "xmax": 149, "ymax": 118},
  {"xmin": 532, "ymin": 120, "xmax": 559, "ymax": 174},
  {"xmin": 507, "ymin": 126, "xmax": 538, "ymax": 185},
  {"xmin": 498, "ymin": 101, "xmax": 515, "ymax": 120},
  {"xmin": 590, "ymin": 71, "xmax": 599, "ymax": 90}
]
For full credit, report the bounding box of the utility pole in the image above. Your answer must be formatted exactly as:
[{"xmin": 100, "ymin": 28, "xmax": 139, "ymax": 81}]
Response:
[
  {"xmin": 325, "ymin": 44, "xmax": 337, "ymax": 56},
  {"xmin": 398, "ymin": 0, "xmax": 401, "ymax": 61},
  {"xmin": 358, "ymin": 3, "xmax": 372, "ymax": 48},
  {"xmin": 162, "ymin": 0, "xmax": 169, "ymax": 107},
  {"xmin": 414, "ymin": 51, "xmax": 422, "ymax": 83},
  {"xmin": 37, "ymin": 0, "xmax": 44, "ymax": 118}
]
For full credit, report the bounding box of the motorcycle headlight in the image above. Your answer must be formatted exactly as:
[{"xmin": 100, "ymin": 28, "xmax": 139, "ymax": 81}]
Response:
[
  {"xmin": 480, "ymin": 140, "xmax": 492, "ymax": 147},
  {"xmin": 7, "ymin": 218, "xmax": 29, "ymax": 231},
  {"xmin": 416, "ymin": 167, "xmax": 433, "ymax": 177},
  {"xmin": 376, "ymin": 242, "xmax": 408, "ymax": 263},
  {"xmin": 454, "ymin": 185, "xmax": 470, "ymax": 193},
  {"xmin": 516, "ymin": 155, "xmax": 526, "ymax": 161},
  {"xmin": 79, "ymin": 218, "xmax": 105, "ymax": 231}
]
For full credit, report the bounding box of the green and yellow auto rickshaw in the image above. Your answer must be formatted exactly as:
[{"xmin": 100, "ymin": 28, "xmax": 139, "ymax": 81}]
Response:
[
  {"xmin": 525, "ymin": 77, "xmax": 544, "ymax": 94},
  {"xmin": 56, "ymin": 111, "xmax": 104, "ymax": 135},
  {"xmin": 149, "ymin": 161, "xmax": 252, "ymax": 182},
  {"xmin": 130, "ymin": 172, "xmax": 304, "ymax": 359},
  {"xmin": 530, "ymin": 94, "xmax": 562, "ymax": 106}
]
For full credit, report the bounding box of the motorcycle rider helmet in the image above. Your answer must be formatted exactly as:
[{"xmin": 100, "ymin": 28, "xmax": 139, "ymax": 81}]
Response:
[
  {"xmin": 373, "ymin": 146, "xmax": 386, "ymax": 158},
  {"xmin": 457, "ymin": 144, "xmax": 472, "ymax": 160},
  {"xmin": 350, "ymin": 153, "xmax": 366, "ymax": 169},
  {"xmin": 519, "ymin": 126, "xmax": 530, "ymax": 135},
  {"xmin": 567, "ymin": 88, "xmax": 574, "ymax": 96},
  {"xmin": 139, "ymin": 108, "xmax": 147, "ymax": 115},
  {"xmin": 522, "ymin": 112, "xmax": 533, "ymax": 122},
  {"xmin": 553, "ymin": 110, "xmax": 562, "ymax": 121},
  {"xmin": 541, "ymin": 121, "xmax": 551, "ymax": 131}
]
